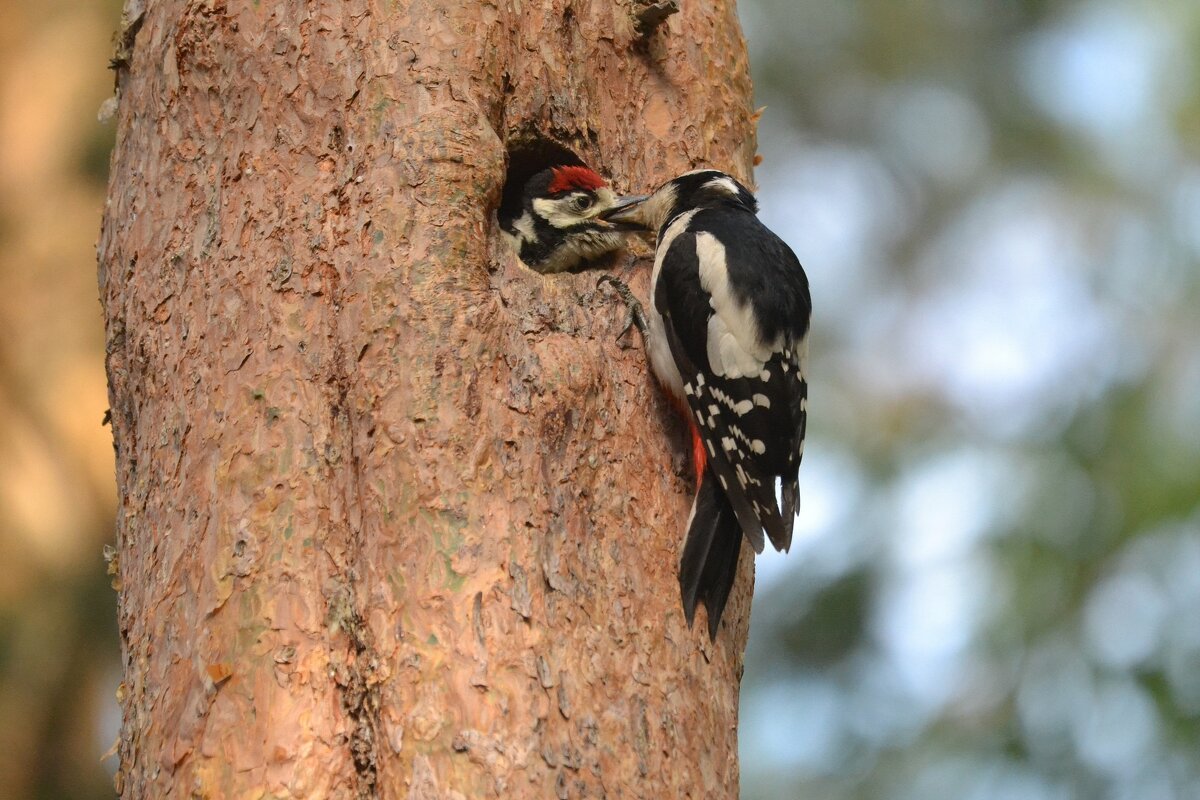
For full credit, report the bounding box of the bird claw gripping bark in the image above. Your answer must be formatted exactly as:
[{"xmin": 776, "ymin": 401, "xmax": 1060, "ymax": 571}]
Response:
[{"xmin": 597, "ymin": 274, "xmax": 649, "ymax": 345}]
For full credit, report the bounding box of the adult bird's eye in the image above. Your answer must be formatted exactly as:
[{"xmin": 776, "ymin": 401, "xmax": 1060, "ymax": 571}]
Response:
[{"xmin": 572, "ymin": 195, "xmax": 594, "ymax": 212}]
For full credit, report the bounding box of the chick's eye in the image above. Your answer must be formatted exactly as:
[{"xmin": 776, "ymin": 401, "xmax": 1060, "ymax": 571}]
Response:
[{"xmin": 572, "ymin": 195, "xmax": 594, "ymax": 212}]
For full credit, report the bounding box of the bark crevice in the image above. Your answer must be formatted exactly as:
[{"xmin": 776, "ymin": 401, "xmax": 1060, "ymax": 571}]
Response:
[
  {"xmin": 328, "ymin": 581, "xmax": 382, "ymax": 799},
  {"xmin": 300, "ymin": 91, "xmax": 387, "ymax": 792},
  {"xmin": 324, "ymin": 169, "xmax": 384, "ymax": 798}
]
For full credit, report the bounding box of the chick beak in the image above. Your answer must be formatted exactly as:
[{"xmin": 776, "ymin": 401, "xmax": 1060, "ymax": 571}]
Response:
[{"xmin": 597, "ymin": 195, "xmax": 651, "ymax": 231}]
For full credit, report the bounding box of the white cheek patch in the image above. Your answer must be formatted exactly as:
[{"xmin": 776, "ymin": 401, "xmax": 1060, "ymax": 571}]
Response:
[
  {"xmin": 696, "ymin": 232, "xmax": 776, "ymax": 379},
  {"xmin": 531, "ymin": 189, "xmax": 619, "ymax": 231},
  {"xmin": 704, "ymin": 176, "xmax": 741, "ymax": 198},
  {"xmin": 532, "ymin": 197, "xmax": 581, "ymax": 229}
]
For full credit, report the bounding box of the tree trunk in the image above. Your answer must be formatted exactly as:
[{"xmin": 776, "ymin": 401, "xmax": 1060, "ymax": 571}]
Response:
[{"xmin": 98, "ymin": 0, "xmax": 758, "ymax": 797}]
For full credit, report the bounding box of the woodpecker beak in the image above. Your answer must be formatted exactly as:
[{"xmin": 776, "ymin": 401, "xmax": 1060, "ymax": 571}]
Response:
[{"xmin": 598, "ymin": 195, "xmax": 652, "ymax": 230}]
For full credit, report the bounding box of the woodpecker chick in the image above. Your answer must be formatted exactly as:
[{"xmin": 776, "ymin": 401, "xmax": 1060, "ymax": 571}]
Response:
[
  {"xmin": 500, "ymin": 165, "xmax": 628, "ymax": 273},
  {"xmin": 601, "ymin": 169, "xmax": 811, "ymax": 639}
]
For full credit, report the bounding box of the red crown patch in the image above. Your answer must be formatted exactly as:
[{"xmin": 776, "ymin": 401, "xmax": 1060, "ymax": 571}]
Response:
[{"xmin": 548, "ymin": 166, "xmax": 606, "ymax": 194}]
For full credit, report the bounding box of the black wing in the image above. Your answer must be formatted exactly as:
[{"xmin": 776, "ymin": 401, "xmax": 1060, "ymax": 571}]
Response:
[{"xmin": 655, "ymin": 225, "xmax": 808, "ymax": 552}]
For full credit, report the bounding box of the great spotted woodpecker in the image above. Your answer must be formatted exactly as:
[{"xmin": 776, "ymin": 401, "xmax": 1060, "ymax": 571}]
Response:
[
  {"xmin": 499, "ymin": 165, "xmax": 629, "ymax": 273},
  {"xmin": 599, "ymin": 170, "xmax": 811, "ymax": 639}
]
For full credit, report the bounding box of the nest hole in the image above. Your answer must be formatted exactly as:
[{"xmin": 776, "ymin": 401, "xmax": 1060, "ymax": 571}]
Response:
[{"xmin": 498, "ymin": 137, "xmax": 589, "ymax": 227}]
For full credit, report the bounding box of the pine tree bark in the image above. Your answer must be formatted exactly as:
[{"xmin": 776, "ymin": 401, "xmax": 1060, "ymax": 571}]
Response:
[{"xmin": 98, "ymin": 0, "xmax": 758, "ymax": 797}]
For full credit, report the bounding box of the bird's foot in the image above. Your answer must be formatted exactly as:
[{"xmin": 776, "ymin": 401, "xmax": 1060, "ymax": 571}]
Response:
[{"xmin": 597, "ymin": 275, "xmax": 648, "ymax": 346}]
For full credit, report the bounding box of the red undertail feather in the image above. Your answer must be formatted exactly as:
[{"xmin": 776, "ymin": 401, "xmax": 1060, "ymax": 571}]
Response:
[
  {"xmin": 548, "ymin": 166, "xmax": 606, "ymax": 194},
  {"xmin": 689, "ymin": 423, "xmax": 707, "ymax": 487},
  {"xmin": 667, "ymin": 392, "xmax": 707, "ymax": 486}
]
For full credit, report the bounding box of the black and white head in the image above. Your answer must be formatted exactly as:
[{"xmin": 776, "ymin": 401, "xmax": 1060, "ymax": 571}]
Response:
[
  {"xmin": 500, "ymin": 165, "xmax": 629, "ymax": 274},
  {"xmin": 599, "ymin": 169, "xmax": 758, "ymax": 233}
]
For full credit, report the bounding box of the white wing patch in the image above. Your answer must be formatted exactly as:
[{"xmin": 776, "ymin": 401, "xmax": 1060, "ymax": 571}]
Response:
[{"xmin": 695, "ymin": 233, "xmax": 780, "ymax": 379}]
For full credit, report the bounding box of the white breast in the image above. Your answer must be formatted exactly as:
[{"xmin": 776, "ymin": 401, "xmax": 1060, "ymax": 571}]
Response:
[{"xmin": 647, "ymin": 210, "xmax": 698, "ymax": 401}]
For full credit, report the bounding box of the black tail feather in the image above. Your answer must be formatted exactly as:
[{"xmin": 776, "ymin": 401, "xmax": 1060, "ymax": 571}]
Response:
[
  {"xmin": 679, "ymin": 473, "xmax": 723, "ymax": 628},
  {"xmin": 679, "ymin": 468, "xmax": 744, "ymax": 640},
  {"xmin": 698, "ymin": 507, "xmax": 743, "ymax": 640},
  {"xmin": 779, "ymin": 477, "xmax": 799, "ymax": 553}
]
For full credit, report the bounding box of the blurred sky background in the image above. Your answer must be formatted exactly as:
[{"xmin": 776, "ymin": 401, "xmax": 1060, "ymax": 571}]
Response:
[
  {"xmin": 1, "ymin": 0, "xmax": 1197, "ymax": 798},
  {"xmin": 741, "ymin": 1, "xmax": 1200, "ymax": 798}
]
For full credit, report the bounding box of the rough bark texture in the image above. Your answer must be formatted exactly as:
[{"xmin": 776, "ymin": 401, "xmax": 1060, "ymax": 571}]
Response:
[{"xmin": 98, "ymin": 0, "xmax": 757, "ymax": 797}]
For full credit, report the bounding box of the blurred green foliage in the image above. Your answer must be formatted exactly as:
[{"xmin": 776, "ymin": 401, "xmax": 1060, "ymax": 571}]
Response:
[{"xmin": 740, "ymin": 1, "xmax": 1200, "ymax": 798}]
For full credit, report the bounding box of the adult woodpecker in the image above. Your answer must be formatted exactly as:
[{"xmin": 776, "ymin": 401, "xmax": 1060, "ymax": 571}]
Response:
[
  {"xmin": 499, "ymin": 165, "xmax": 628, "ymax": 273},
  {"xmin": 599, "ymin": 169, "xmax": 811, "ymax": 639}
]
